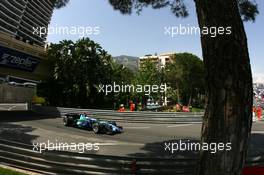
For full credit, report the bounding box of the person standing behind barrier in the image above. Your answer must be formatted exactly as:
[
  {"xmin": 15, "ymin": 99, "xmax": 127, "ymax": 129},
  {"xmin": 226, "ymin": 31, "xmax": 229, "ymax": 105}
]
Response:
[
  {"xmin": 118, "ymin": 104, "xmax": 125, "ymax": 112},
  {"xmin": 252, "ymin": 107, "xmax": 257, "ymax": 122},
  {"xmin": 130, "ymin": 101, "xmax": 135, "ymax": 112},
  {"xmin": 257, "ymin": 106, "xmax": 262, "ymax": 121},
  {"xmin": 175, "ymin": 104, "xmax": 182, "ymax": 112}
]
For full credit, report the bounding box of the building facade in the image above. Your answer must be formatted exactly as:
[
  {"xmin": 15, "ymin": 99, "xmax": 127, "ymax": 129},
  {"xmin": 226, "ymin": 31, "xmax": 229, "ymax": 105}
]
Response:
[
  {"xmin": 0, "ymin": 0, "xmax": 55, "ymax": 104},
  {"xmin": 139, "ymin": 52, "xmax": 175, "ymax": 69},
  {"xmin": 1, "ymin": 0, "xmax": 54, "ymax": 46},
  {"xmin": 138, "ymin": 52, "xmax": 175, "ymax": 106}
]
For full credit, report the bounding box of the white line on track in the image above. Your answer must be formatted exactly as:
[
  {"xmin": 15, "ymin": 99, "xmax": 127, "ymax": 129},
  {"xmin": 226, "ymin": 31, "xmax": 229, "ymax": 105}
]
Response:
[
  {"xmin": 43, "ymin": 143, "xmax": 120, "ymax": 149},
  {"xmin": 167, "ymin": 124, "xmax": 193, "ymax": 128},
  {"xmin": 97, "ymin": 143, "xmax": 119, "ymax": 146},
  {"xmin": 124, "ymin": 126, "xmax": 150, "ymax": 129},
  {"xmin": 251, "ymin": 131, "xmax": 264, "ymax": 134},
  {"xmin": 99, "ymin": 143, "xmax": 145, "ymax": 146}
]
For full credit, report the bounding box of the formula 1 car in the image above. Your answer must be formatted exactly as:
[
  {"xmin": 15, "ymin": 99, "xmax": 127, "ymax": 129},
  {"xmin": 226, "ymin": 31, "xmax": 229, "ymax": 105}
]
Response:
[{"xmin": 63, "ymin": 113, "xmax": 123, "ymax": 135}]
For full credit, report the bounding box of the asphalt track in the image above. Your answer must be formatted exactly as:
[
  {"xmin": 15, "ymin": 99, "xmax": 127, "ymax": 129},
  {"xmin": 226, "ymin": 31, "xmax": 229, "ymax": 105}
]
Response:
[{"xmin": 1, "ymin": 112, "xmax": 264, "ymax": 159}]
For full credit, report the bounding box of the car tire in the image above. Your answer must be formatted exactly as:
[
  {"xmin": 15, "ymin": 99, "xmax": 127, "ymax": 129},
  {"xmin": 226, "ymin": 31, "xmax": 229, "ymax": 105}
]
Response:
[
  {"xmin": 106, "ymin": 126, "xmax": 114, "ymax": 135},
  {"xmin": 92, "ymin": 123, "xmax": 100, "ymax": 134},
  {"xmin": 106, "ymin": 130, "xmax": 113, "ymax": 135}
]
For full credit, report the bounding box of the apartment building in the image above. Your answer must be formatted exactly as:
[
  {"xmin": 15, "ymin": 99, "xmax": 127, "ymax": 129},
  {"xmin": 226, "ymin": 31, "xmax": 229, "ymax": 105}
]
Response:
[
  {"xmin": 1, "ymin": 0, "xmax": 54, "ymax": 46},
  {"xmin": 139, "ymin": 52, "xmax": 175, "ymax": 69},
  {"xmin": 0, "ymin": 0, "xmax": 55, "ymax": 103}
]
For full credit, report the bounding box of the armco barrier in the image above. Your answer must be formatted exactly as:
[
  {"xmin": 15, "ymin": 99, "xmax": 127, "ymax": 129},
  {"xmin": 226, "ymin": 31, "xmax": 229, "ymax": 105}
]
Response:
[
  {"xmin": 0, "ymin": 103, "xmax": 29, "ymax": 111},
  {"xmin": 1, "ymin": 139, "xmax": 264, "ymax": 175},
  {"xmin": 32, "ymin": 106, "xmax": 204, "ymax": 124},
  {"xmin": 0, "ymin": 139, "xmax": 197, "ymax": 175}
]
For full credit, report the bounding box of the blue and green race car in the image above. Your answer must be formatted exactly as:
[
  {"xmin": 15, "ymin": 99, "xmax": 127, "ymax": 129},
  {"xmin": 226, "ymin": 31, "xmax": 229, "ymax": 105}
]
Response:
[{"xmin": 63, "ymin": 113, "xmax": 123, "ymax": 135}]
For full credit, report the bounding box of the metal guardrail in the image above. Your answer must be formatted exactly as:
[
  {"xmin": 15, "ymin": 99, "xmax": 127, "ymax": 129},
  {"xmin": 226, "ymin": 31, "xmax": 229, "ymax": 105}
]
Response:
[
  {"xmin": 32, "ymin": 106, "xmax": 204, "ymax": 124},
  {"xmin": 0, "ymin": 139, "xmax": 197, "ymax": 175},
  {"xmin": 59, "ymin": 108, "xmax": 204, "ymax": 124},
  {"xmin": 1, "ymin": 139, "xmax": 264, "ymax": 175},
  {"xmin": 0, "ymin": 103, "xmax": 29, "ymax": 111}
]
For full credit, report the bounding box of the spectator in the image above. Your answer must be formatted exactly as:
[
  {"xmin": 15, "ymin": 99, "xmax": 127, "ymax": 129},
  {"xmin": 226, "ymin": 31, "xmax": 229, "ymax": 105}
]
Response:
[
  {"xmin": 130, "ymin": 101, "xmax": 135, "ymax": 111},
  {"xmin": 118, "ymin": 104, "xmax": 125, "ymax": 112},
  {"xmin": 257, "ymin": 106, "xmax": 262, "ymax": 120},
  {"xmin": 175, "ymin": 104, "xmax": 182, "ymax": 112}
]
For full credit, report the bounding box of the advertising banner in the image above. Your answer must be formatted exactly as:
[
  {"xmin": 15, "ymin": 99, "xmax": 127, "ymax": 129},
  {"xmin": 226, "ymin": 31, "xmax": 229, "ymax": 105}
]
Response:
[{"xmin": 0, "ymin": 45, "xmax": 40, "ymax": 72}]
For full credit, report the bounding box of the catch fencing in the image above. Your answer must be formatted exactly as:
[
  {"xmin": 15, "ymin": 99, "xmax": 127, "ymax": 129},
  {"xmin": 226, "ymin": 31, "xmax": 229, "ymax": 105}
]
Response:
[{"xmin": 32, "ymin": 106, "xmax": 204, "ymax": 124}]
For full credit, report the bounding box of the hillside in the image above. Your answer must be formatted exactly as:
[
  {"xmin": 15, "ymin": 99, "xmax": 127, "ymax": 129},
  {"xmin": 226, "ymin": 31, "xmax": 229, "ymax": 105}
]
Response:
[{"xmin": 113, "ymin": 55, "xmax": 139, "ymax": 72}]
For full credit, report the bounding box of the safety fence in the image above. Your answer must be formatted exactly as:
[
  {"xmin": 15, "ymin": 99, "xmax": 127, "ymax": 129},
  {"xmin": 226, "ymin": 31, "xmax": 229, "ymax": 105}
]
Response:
[
  {"xmin": 0, "ymin": 138, "xmax": 197, "ymax": 175},
  {"xmin": 32, "ymin": 106, "xmax": 204, "ymax": 124},
  {"xmin": 1, "ymin": 139, "xmax": 264, "ymax": 175}
]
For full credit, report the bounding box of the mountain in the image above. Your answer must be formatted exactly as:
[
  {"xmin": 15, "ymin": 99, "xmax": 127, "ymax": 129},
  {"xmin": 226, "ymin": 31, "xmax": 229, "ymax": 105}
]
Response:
[{"xmin": 113, "ymin": 55, "xmax": 139, "ymax": 72}]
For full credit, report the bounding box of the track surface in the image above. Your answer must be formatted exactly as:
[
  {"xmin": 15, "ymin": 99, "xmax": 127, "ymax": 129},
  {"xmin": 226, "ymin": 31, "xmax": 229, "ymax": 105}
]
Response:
[{"xmin": 1, "ymin": 112, "xmax": 264, "ymax": 158}]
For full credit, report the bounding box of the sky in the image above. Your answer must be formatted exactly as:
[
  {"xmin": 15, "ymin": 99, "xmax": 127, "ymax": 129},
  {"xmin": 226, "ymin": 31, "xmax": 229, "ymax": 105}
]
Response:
[{"xmin": 47, "ymin": 0, "xmax": 264, "ymax": 83}]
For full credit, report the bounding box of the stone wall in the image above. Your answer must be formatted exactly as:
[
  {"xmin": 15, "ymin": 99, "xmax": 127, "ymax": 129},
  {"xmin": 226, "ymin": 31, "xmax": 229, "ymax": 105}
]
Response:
[{"xmin": 0, "ymin": 83, "xmax": 36, "ymax": 103}]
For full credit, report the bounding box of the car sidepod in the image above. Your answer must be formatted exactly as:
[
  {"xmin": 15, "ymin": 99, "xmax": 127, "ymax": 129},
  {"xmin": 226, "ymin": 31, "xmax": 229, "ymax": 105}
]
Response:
[{"xmin": 108, "ymin": 123, "xmax": 123, "ymax": 133}]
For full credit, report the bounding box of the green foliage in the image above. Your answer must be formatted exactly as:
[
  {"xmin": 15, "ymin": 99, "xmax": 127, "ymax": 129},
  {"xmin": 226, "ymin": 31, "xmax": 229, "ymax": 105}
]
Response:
[
  {"xmin": 39, "ymin": 39, "xmax": 204, "ymax": 109},
  {"xmin": 32, "ymin": 95, "xmax": 46, "ymax": 105},
  {"xmin": 136, "ymin": 60, "xmax": 161, "ymax": 85},
  {"xmin": 107, "ymin": 0, "xmax": 258, "ymax": 22},
  {"xmin": 165, "ymin": 53, "xmax": 205, "ymax": 106},
  {"xmin": 238, "ymin": 0, "xmax": 259, "ymax": 22},
  {"xmin": 191, "ymin": 107, "xmax": 205, "ymax": 112},
  {"xmin": 0, "ymin": 167, "xmax": 27, "ymax": 175},
  {"xmin": 39, "ymin": 38, "xmax": 135, "ymax": 108},
  {"xmin": 108, "ymin": 0, "xmax": 188, "ymax": 17},
  {"xmin": 51, "ymin": 0, "xmax": 70, "ymax": 9},
  {"xmin": 109, "ymin": 61, "xmax": 135, "ymax": 108},
  {"xmin": 134, "ymin": 60, "xmax": 163, "ymax": 103},
  {"xmin": 39, "ymin": 38, "xmax": 112, "ymax": 108},
  {"xmin": 54, "ymin": 0, "xmax": 259, "ymax": 22}
]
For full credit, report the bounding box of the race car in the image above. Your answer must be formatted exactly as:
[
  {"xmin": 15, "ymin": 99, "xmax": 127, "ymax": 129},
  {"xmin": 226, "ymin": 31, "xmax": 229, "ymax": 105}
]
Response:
[{"xmin": 63, "ymin": 113, "xmax": 123, "ymax": 135}]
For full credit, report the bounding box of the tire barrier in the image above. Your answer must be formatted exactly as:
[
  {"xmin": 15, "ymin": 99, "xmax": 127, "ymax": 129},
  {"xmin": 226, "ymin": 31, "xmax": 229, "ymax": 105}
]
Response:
[
  {"xmin": 0, "ymin": 139, "xmax": 197, "ymax": 175},
  {"xmin": 32, "ymin": 106, "xmax": 204, "ymax": 124}
]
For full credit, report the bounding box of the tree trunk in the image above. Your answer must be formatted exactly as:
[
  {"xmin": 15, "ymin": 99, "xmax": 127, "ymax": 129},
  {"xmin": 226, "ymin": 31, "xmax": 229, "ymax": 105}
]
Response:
[
  {"xmin": 194, "ymin": 0, "xmax": 253, "ymax": 174},
  {"xmin": 176, "ymin": 85, "xmax": 181, "ymax": 104},
  {"xmin": 188, "ymin": 90, "xmax": 192, "ymax": 106}
]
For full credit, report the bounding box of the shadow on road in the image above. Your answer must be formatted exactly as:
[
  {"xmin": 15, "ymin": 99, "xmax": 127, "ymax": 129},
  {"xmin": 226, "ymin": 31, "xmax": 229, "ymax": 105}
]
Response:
[
  {"xmin": 128, "ymin": 138, "xmax": 200, "ymax": 159},
  {"xmin": 126, "ymin": 134, "xmax": 264, "ymax": 158},
  {"xmin": 127, "ymin": 138, "xmax": 199, "ymax": 174},
  {"xmin": 0, "ymin": 110, "xmax": 60, "ymax": 122},
  {"xmin": 0, "ymin": 122, "xmax": 38, "ymax": 144},
  {"xmin": 248, "ymin": 133, "xmax": 264, "ymax": 157}
]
